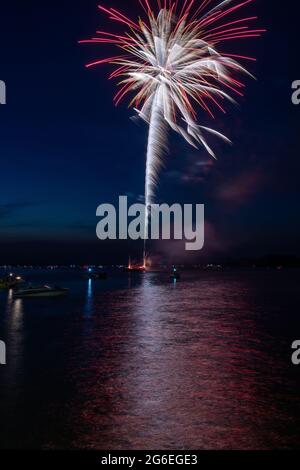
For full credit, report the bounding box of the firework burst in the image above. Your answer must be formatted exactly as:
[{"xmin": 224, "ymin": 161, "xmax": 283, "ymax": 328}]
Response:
[{"xmin": 80, "ymin": 0, "xmax": 264, "ymax": 263}]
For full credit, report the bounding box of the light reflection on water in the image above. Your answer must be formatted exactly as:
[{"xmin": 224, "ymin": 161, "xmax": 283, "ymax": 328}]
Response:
[
  {"xmin": 4, "ymin": 291, "xmax": 24, "ymax": 389},
  {"xmin": 84, "ymin": 279, "xmax": 94, "ymax": 317},
  {"xmin": 0, "ymin": 269, "xmax": 300, "ymax": 449}
]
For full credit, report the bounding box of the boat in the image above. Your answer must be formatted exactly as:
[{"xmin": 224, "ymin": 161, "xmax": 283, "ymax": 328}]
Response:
[
  {"xmin": 83, "ymin": 267, "xmax": 108, "ymax": 280},
  {"xmin": 84, "ymin": 272, "xmax": 108, "ymax": 280},
  {"xmin": 124, "ymin": 256, "xmax": 146, "ymax": 273},
  {"xmin": 13, "ymin": 285, "xmax": 69, "ymax": 298},
  {"xmin": 170, "ymin": 266, "xmax": 180, "ymax": 280},
  {"xmin": 0, "ymin": 273, "xmax": 24, "ymax": 290},
  {"xmin": 124, "ymin": 265, "xmax": 146, "ymax": 273}
]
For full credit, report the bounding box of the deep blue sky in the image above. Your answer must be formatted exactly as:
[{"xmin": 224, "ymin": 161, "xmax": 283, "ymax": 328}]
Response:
[{"xmin": 0, "ymin": 0, "xmax": 299, "ymax": 264}]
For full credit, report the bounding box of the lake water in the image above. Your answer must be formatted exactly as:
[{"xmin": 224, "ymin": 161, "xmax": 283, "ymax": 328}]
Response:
[{"xmin": 0, "ymin": 268, "xmax": 299, "ymax": 449}]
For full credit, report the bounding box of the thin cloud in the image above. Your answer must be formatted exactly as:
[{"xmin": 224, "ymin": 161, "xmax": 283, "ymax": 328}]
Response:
[{"xmin": 0, "ymin": 202, "xmax": 36, "ymax": 220}]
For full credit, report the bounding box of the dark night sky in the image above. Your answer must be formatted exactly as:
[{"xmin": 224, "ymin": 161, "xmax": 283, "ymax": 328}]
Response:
[{"xmin": 0, "ymin": 0, "xmax": 299, "ymax": 264}]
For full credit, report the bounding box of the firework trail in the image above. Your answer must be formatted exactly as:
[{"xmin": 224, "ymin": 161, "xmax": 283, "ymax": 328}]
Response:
[{"xmin": 80, "ymin": 0, "xmax": 264, "ymax": 265}]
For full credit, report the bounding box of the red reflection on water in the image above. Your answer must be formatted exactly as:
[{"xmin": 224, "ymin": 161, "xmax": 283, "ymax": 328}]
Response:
[{"xmin": 63, "ymin": 272, "xmax": 300, "ymax": 450}]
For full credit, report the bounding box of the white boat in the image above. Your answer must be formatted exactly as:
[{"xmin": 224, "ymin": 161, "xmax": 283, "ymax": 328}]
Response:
[{"xmin": 13, "ymin": 285, "xmax": 69, "ymax": 298}]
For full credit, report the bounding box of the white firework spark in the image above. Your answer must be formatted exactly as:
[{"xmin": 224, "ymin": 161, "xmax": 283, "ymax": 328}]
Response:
[{"xmin": 80, "ymin": 0, "xmax": 264, "ymax": 263}]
